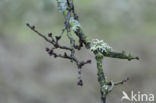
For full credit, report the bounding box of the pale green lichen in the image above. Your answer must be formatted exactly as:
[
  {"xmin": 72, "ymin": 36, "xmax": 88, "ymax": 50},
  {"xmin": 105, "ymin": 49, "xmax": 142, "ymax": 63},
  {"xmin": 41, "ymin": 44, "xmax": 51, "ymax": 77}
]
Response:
[
  {"xmin": 56, "ymin": 0, "xmax": 67, "ymax": 12},
  {"xmin": 90, "ymin": 39, "xmax": 112, "ymax": 53},
  {"xmin": 69, "ymin": 17, "xmax": 81, "ymax": 31},
  {"xmin": 102, "ymin": 85, "xmax": 109, "ymax": 95}
]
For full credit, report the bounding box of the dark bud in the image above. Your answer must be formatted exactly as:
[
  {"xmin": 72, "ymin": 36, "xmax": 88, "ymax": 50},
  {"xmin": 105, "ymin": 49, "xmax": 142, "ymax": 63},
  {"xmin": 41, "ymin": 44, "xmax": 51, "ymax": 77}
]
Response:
[
  {"xmin": 74, "ymin": 15, "xmax": 79, "ymax": 20},
  {"xmin": 80, "ymin": 39, "xmax": 85, "ymax": 43},
  {"xmin": 49, "ymin": 50, "xmax": 53, "ymax": 56},
  {"xmin": 77, "ymin": 79, "xmax": 83, "ymax": 86},
  {"xmin": 45, "ymin": 48, "xmax": 50, "ymax": 52},
  {"xmin": 80, "ymin": 42, "xmax": 83, "ymax": 47},
  {"xmin": 48, "ymin": 33, "xmax": 52, "ymax": 37},
  {"xmin": 53, "ymin": 53, "xmax": 57, "ymax": 58},
  {"xmin": 74, "ymin": 45, "xmax": 79, "ymax": 49},
  {"xmin": 32, "ymin": 26, "xmax": 35, "ymax": 29},
  {"xmin": 64, "ymin": 52, "xmax": 67, "ymax": 57},
  {"xmin": 136, "ymin": 57, "xmax": 139, "ymax": 60},
  {"xmin": 55, "ymin": 36, "xmax": 61, "ymax": 41},
  {"xmin": 87, "ymin": 59, "xmax": 92, "ymax": 63},
  {"xmin": 78, "ymin": 70, "xmax": 81, "ymax": 75},
  {"xmin": 26, "ymin": 23, "xmax": 30, "ymax": 26}
]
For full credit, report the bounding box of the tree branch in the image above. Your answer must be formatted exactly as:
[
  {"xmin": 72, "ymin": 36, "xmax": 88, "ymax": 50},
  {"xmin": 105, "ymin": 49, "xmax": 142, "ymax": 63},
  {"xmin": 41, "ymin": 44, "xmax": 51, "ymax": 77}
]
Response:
[
  {"xmin": 26, "ymin": 0, "xmax": 139, "ymax": 103},
  {"xmin": 114, "ymin": 77, "xmax": 129, "ymax": 86},
  {"xmin": 103, "ymin": 51, "xmax": 139, "ymax": 61}
]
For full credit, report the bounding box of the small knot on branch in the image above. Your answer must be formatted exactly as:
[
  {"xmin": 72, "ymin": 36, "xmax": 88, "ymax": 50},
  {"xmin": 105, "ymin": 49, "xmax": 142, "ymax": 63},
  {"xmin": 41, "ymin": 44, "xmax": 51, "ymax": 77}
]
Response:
[
  {"xmin": 77, "ymin": 79, "xmax": 83, "ymax": 86},
  {"xmin": 48, "ymin": 33, "xmax": 53, "ymax": 37}
]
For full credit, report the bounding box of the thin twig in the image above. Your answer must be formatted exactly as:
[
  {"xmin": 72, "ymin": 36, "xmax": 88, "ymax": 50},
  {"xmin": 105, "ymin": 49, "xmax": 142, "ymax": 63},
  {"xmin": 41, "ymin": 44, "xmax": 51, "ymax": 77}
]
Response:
[
  {"xmin": 103, "ymin": 51, "xmax": 139, "ymax": 61},
  {"xmin": 26, "ymin": 23, "xmax": 73, "ymax": 51},
  {"xmin": 26, "ymin": 23, "xmax": 52, "ymax": 43},
  {"xmin": 46, "ymin": 49, "xmax": 91, "ymax": 69},
  {"xmin": 114, "ymin": 77, "xmax": 129, "ymax": 86},
  {"xmin": 26, "ymin": 23, "xmax": 91, "ymax": 69}
]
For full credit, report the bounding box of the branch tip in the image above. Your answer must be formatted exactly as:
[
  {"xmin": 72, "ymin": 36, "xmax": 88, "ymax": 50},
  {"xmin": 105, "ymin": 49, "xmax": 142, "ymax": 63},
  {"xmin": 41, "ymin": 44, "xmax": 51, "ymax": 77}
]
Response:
[{"xmin": 114, "ymin": 77, "xmax": 130, "ymax": 86}]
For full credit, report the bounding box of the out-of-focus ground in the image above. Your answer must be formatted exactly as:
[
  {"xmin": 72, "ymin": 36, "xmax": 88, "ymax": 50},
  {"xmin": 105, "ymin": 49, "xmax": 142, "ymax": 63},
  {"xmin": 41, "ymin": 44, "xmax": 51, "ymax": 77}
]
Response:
[{"xmin": 0, "ymin": 0, "xmax": 156, "ymax": 103}]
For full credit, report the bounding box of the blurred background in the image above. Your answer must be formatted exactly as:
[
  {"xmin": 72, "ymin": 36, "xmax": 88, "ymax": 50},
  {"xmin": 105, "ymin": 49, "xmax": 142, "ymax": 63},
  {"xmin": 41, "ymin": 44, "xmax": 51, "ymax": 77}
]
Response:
[{"xmin": 0, "ymin": 0, "xmax": 156, "ymax": 103}]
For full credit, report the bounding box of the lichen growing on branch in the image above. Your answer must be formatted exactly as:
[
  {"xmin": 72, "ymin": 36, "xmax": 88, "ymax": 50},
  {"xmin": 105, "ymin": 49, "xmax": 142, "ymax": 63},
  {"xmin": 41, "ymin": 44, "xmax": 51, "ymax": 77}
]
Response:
[
  {"xmin": 90, "ymin": 39, "xmax": 112, "ymax": 53},
  {"xmin": 56, "ymin": 0, "xmax": 67, "ymax": 12},
  {"xmin": 26, "ymin": 0, "xmax": 139, "ymax": 103},
  {"xmin": 69, "ymin": 17, "xmax": 81, "ymax": 31}
]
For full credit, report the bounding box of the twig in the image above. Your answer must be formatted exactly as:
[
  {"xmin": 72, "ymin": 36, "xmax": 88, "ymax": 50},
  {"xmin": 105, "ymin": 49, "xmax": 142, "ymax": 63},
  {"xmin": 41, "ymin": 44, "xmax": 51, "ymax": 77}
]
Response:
[
  {"xmin": 103, "ymin": 51, "xmax": 139, "ymax": 61},
  {"xmin": 26, "ymin": 23, "xmax": 73, "ymax": 51},
  {"xmin": 114, "ymin": 77, "xmax": 130, "ymax": 86},
  {"xmin": 26, "ymin": 22, "xmax": 92, "ymax": 86},
  {"xmin": 26, "ymin": 23, "xmax": 52, "ymax": 43}
]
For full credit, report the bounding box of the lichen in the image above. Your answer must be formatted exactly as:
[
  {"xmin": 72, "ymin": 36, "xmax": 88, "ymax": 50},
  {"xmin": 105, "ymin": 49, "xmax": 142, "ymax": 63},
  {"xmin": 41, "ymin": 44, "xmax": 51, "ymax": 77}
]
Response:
[
  {"xmin": 102, "ymin": 85, "xmax": 109, "ymax": 95},
  {"xmin": 69, "ymin": 17, "xmax": 81, "ymax": 31},
  {"xmin": 90, "ymin": 39, "xmax": 112, "ymax": 53},
  {"xmin": 56, "ymin": 0, "xmax": 67, "ymax": 12}
]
